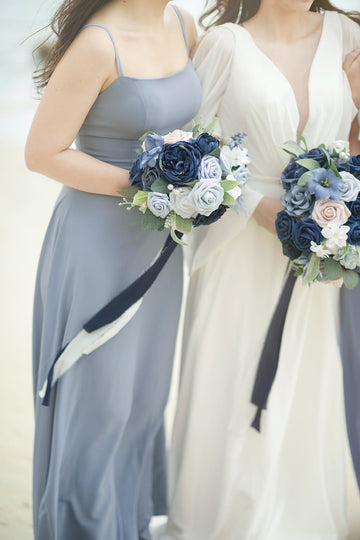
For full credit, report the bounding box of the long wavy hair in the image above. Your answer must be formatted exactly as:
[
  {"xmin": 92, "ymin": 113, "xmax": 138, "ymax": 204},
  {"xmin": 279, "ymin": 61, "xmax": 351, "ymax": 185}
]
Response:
[
  {"xmin": 199, "ymin": 0, "xmax": 360, "ymax": 29},
  {"xmin": 33, "ymin": 0, "xmax": 114, "ymax": 91}
]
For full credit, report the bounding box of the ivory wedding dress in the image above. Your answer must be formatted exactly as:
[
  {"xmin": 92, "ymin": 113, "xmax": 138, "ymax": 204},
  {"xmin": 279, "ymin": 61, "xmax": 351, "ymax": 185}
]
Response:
[{"xmin": 161, "ymin": 12, "xmax": 360, "ymax": 540}]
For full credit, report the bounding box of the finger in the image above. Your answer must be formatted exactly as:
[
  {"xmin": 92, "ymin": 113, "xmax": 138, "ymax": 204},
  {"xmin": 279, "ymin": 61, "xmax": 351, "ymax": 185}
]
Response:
[{"xmin": 343, "ymin": 49, "xmax": 360, "ymax": 72}]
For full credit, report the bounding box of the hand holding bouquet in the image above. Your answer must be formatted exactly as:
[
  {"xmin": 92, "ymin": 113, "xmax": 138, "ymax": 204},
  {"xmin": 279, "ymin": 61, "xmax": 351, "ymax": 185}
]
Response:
[
  {"xmin": 119, "ymin": 122, "xmax": 250, "ymax": 244},
  {"xmin": 276, "ymin": 137, "xmax": 360, "ymax": 289}
]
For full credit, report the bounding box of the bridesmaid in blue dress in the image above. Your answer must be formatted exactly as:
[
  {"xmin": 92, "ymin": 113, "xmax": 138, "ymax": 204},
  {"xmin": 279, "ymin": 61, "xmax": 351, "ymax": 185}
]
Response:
[{"xmin": 25, "ymin": 1, "xmax": 201, "ymax": 538}]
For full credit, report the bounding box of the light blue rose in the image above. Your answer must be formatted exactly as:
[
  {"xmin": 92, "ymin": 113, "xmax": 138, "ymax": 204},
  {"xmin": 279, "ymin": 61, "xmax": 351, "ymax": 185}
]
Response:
[
  {"xmin": 147, "ymin": 192, "xmax": 172, "ymax": 218},
  {"xmin": 339, "ymin": 171, "xmax": 360, "ymax": 202},
  {"xmin": 199, "ymin": 156, "xmax": 222, "ymax": 182},
  {"xmin": 281, "ymin": 184, "xmax": 315, "ymax": 218},
  {"xmin": 190, "ymin": 180, "xmax": 224, "ymax": 216}
]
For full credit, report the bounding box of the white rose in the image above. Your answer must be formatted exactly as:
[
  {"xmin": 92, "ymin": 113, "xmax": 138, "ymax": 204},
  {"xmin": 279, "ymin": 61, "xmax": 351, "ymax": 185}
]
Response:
[
  {"xmin": 339, "ymin": 171, "xmax": 360, "ymax": 202},
  {"xmin": 169, "ymin": 187, "xmax": 198, "ymax": 219},
  {"xmin": 327, "ymin": 140, "xmax": 350, "ymax": 156}
]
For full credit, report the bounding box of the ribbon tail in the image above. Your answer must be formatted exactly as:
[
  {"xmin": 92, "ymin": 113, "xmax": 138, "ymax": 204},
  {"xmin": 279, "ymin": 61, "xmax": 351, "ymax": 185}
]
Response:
[{"xmin": 250, "ymin": 270, "xmax": 297, "ymax": 431}]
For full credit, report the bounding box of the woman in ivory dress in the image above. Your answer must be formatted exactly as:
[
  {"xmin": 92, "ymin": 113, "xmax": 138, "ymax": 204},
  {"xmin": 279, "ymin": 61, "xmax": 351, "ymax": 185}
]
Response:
[{"xmin": 160, "ymin": 1, "xmax": 360, "ymax": 538}]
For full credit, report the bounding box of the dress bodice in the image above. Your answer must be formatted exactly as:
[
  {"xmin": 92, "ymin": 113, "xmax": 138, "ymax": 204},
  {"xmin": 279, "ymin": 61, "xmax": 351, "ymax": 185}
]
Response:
[
  {"xmin": 75, "ymin": 11, "xmax": 202, "ymax": 170},
  {"xmin": 193, "ymin": 12, "xmax": 359, "ymax": 196}
]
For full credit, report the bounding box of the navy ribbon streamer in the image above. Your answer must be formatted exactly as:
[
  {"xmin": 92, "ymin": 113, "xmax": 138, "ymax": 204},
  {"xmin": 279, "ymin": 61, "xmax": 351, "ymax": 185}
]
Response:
[
  {"xmin": 251, "ymin": 271, "xmax": 297, "ymax": 431},
  {"xmin": 41, "ymin": 232, "xmax": 181, "ymax": 406}
]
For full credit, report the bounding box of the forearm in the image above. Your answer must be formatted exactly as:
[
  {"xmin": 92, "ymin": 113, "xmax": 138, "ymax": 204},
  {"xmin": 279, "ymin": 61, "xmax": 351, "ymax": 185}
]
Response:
[
  {"xmin": 349, "ymin": 117, "xmax": 360, "ymax": 156},
  {"xmin": 25, "ymin": 146, "xmax": 130, "ymax": 196}
]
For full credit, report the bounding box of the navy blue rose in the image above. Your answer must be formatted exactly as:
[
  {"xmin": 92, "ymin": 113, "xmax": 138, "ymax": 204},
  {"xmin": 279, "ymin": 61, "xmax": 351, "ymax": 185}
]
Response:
[
  {"xmin": 193, "ymin": 204, "xmax": 228, "ymax": 227},
  {"xmin": 298, "ymin": 148, "xmax": 328, "ymax": 167},
  {"xmin": 281, "ymin": 160, "xmax": 308, "ymax": 190},
  {"xmin": 141, "ymin": 167, "xmax": 160, "ymax": 191},
  {"xmin": 332, "ymin": 157, "xmax": 349, "ymax": 173},
  {"xmin": 193, "ymin": 133, "xmax": 219, "ymax": 156},
  {"xmin": 292, "ymin": 219, "xmax": 323, "ymax": 253},
  {"xmin": 346, "ymin": 195, "xmax": 360, "ymax": 224},
  {"xmin": 348, "ymin": 223, "xmax": 360, "ymax": 245},
  {"xmin": 282, "ymin": 240, "xmax": 302, "ymax": 261},
  {"xmin": 129, "ymin": 155, "xmax": 144, "ymax": 186},
  {"xmin": 275, "ymin": 211, "xmax": 298, "ymax": 242},
  {"xmin": 349, "ymin": 155, "xmax": 360, "ymax": 178},
  {"xmin": 158, "ymin": 142, "xmax": 202, "ymax": 185}
]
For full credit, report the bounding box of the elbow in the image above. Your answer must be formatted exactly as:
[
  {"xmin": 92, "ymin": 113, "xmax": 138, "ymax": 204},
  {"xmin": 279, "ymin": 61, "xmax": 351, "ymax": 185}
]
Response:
[{"xmin": 24, "ymin": 140, "xmax": 47, "ymax": 173}]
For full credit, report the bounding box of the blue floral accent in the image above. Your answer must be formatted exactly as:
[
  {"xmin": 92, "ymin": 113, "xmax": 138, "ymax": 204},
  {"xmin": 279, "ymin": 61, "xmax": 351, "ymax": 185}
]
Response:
[
  {"xmin": 292, "ymin": 219, "xmax": 323, "ymax": 252},
  {"xmin": 281, "ymin": 160, "xmax": 307, "ymax": 190},
  {"xmin": 190, "ymin": 180, "xmax": 224, "ymax": 216},
  {"xmin": 129, "ymin": 155, "xmax": 144, "ymax": 186},
  {"xmin": 281, "ymin": 184, "xmax": 315, "ymax": 218},
  {"xmin": 298, "ymin": 148, "xmax": 328, "ymax": 167},
  {"xmin": 349, "ymin": 155, "xmax": 360, "ymax": 178},
  {"xmin": 346, "ymin": 195, "xmax": 360, "ymax": 224},
  {"xmin": 282, "ymin": 240, "xmax": 302, "ymax": 261},
  {"xmin": 275, "ymin": 211, "xmax": 298, "ymax": 242},
  {"xmin": 305, "ymin": 168, "xmax": 343, "ymax": 200},
  {"xmin": 141, "ymin": 167, "xmax": 161, "ymax": 191},
  {"xmin": 147, "ymin": 192, "xmax": 172, "ymax": 218},
  {"xmin": 348, "ymin": 223, "xmax": 360, "ymax": 245},
  {"xmin": 199, "ymin": 156, "xmax": 222, "ymax": 181},
  {"xmin": 158, "ymin": 142, "xmax": 202, "ymax": 185},
  {"xmin": 193, "ymin": 133, "xmax": 219, "ymax": 156}
]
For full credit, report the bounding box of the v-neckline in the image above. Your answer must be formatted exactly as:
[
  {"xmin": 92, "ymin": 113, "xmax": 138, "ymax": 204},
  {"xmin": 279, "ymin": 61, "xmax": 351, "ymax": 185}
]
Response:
[{"xmin": 235, "ymin": 12, "xmax": 328, "ymax": 139}]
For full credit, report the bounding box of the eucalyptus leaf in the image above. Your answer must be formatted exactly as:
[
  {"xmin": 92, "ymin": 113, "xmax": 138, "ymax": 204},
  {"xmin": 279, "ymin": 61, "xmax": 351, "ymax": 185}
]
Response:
[
  {"xmin": 175, "ymin": 214, "xmax": 193, "ymax": 235},
  {"xmin": 296, "ymin": 158, "xmax": 320, "ymax": 170},
  {"xmin": 151, "ymin": 178, "xmax": 169, "ymax": 193},
  {"xmin": 141, "ymin": 209, "xmax": 165, "ymax": 231},
  {"xmin": 209, "ymin": 147, "xmax": 221, "ymax": 159},
  {"xmin": 330, "ymin": 159, "xmax": 342, "ymax": 178},
  {"xmin": 282, "ymin": 140, "xmax": 304, "ymax": 157},
  {"xmin": 220, "ymin": 180, "xmax": 239, "ymax": 191},
  {"xmin": 303, "ymin": 254, "xmax": 320, "ymax": 285},
  {"xmin": 322, "ymin": 258, "xmax": 343, "ymax": 280},
  {"xmin": 297, "ymin": 171, "xmax": 313, "ymax": 186},
  {"xmin": 117, "ymin": 186, "xmax": 140, "ymax": 199},
  {"xmin": 343, "ymin": 270, "xmax": 359, "ymax": 290},
  {"xmin": 297, "ymin": 134, "xmax": 308, "ymax": 151}
]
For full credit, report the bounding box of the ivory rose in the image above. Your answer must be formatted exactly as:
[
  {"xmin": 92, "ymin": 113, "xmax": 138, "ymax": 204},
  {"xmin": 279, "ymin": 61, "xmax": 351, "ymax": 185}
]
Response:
[
  {"xmin": 311, "ymin": 199, "xmax": 350, "ymax": 228},
  {"xmin": 163, "ymin": 129, "xmax": 192, "ymax": 144}
]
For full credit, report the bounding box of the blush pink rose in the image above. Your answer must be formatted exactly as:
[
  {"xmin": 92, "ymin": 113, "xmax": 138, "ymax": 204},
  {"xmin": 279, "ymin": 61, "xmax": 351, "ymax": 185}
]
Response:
[
  {"xmin": 312, "ymin": 199, "xmax": 351, "ymax": 228},
  {"xmin": 163, "ymin": 129, "xmax": 193, "ymax": 144}
]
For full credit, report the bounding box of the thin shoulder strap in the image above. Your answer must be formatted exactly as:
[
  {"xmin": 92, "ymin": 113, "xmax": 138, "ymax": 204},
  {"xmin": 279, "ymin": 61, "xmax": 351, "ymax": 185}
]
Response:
[
  {"xmin": 171, "ymin": 4, "xmax": 189, "ymax": 54},
  {"xmin": 81, "ymin": 23, "xmax": 123, "ymax": 76}
]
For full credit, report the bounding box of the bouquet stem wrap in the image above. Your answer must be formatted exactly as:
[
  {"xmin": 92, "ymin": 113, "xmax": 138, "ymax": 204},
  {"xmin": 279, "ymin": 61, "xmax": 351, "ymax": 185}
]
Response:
[
  {"xmin": 39, "ymin": 232, "xmax": 181, "ymax": 406},
  {"xmin": 251, "ymin": 271, "xmax": 297, "ymax": 431}
]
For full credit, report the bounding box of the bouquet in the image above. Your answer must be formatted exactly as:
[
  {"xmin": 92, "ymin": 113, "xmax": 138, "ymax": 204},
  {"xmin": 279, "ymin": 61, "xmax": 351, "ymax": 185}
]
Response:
[
  {"xmin": 118, "ymin": 122, "xmax": 250, "ymax": 244},
  {"xmin": 276, "ymin": 137, "xmax": 360, "ymax": 289}
]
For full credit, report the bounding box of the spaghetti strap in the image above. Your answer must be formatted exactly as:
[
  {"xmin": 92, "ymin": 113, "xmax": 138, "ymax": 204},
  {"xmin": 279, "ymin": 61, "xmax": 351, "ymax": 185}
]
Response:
[
  {"xmin": 80, "ymin": 23, "xmax": 123, "ymax": 76},
  {"xmin": 171, "ymin": 4, "xmax": 189, "ymax": 54}
]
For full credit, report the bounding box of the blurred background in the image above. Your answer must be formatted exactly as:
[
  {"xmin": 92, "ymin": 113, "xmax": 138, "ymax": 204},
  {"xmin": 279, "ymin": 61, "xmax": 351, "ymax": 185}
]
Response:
[{"xmin": 1, "ymin": 1, "xmax": 360, "ymax": 539}]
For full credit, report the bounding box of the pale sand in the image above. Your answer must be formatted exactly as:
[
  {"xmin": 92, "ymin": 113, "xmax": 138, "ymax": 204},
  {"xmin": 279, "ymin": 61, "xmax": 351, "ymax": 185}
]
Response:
[{"xmin": 1, "ymin": 141, "xmax": 359, "ymax": 540}]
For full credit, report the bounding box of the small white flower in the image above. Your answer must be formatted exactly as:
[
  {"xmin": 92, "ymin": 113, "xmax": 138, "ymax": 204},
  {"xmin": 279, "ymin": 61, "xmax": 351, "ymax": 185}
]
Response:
[
  {"xmin": 228, "ymin": 186, "xmax": 242, "ymax": 200},
  {"xmin": 327, "ymin": 140, "xmax": 350, "ymax": 159},
  {"xmin": 310, "ymin": 241, "xmax": 330, "ymax": 258},
  {"xmin": 322, "ymin": 221, "xmax": 350, "ymax": 252},
  {"xmin": 226, "ymin": 173, "xmax": 236, "ymax": 181},
  {"xmin": 221, "ymin": 145, "xmax": 250, "ymax": 168}
]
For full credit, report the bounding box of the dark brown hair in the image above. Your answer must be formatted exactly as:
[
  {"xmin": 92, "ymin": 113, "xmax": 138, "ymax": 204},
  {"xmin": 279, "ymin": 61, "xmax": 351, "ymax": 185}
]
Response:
[
  {"xmin": 33, "ymin": 0, "xmax": 113, "ymax": 91},
  {"xmin": 199, "ymin": 0, "xmax": 360, "ymax": 30}
]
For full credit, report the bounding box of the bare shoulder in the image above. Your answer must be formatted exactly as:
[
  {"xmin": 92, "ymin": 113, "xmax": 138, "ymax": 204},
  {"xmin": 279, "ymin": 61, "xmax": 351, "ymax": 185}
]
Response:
[
  {"xmin": 65, "ymin": 24, "xmax": 116, "ymax": 75},
  {"xmin": 172, "ymin": 4, "xmax": 198, "ymax": 53}
]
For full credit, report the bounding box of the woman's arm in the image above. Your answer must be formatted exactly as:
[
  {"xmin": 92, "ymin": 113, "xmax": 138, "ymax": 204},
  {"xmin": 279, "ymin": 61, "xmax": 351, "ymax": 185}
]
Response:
[
  {"xmin": 25, "ymin": 27, "xmax": 130, "ymax": 196},
  {"xmin": 344, "ymin": 49, "xmax": 360, "ymax": 155}
]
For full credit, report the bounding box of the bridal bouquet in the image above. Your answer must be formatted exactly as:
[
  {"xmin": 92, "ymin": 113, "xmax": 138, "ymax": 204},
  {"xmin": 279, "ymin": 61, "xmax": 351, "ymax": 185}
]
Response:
[
  {"xmin": 276, "ymin": 138, "xmax": 360, "ymax": 289},
  {"xmin": 118, "ymin": 123, "xmax": 249, "ymax": 244}
]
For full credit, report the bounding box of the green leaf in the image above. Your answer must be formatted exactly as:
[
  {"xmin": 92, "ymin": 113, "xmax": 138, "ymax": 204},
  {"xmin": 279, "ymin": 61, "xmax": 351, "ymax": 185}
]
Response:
[
  {"xmin": 170, "ymin": 227, "xmax": 187, "ymax": 246},
  {"xmin": 203, "ymin": 117, "xmax": 219, "ymax": 135},
  {"xmin": 297, "ymin": 171, "xmax": 313, "ymax": 186},
  {"xmin": 220, "ymin": 180, "xmax": 239, "ymax": 191},
  {"xmin": 343, "ymin": 270, "xmax": 359, "ymax": 290},
  {"xmin": 297, "ymin": 134, "xmax": 308, "ymax": 151},
  {"xmin": 322, "ymin": 258, "xmax": 343, "ymax": 280},
  {"xmin": 141, "ymin": 209, "xmax": 165, "ymax": 231},
  {"xmin": 133, "ymin": 191, "xmax": 148, "ymax": 206},
  {"xmin": 282, "ymin": 140, "xmax": 304, "ymax": 157},
  {"xmin": 151, "ymin": 178, "xmax": 169, "ymax": 193},
  {"xmin": 139, "ymin": 131, "xmax": 156, "ymax": 142},
  {"xmin": 117, "ymin": 185, "xmax": 140, "ymax": 199},
  {"xmin": 330, "ymin": 159, "xmax": 342, "ymax": 178},
  {"xmin": 303, "ymin": 254, "xmax": 320, "ymax": 285},
  {"xmin": 296, "ymin": 158, "xmax": 320, "ymax": 170},
  {"xmin": 222, "ymin": 192, "xmax": 236, "ymax": 206},
  {"xmin": 209, "ymin": 147, "xmax": 221, "ymax": 159},
  {"xmin": 175, "ymin": 214, "xmax": 193, "ymax": 235}
]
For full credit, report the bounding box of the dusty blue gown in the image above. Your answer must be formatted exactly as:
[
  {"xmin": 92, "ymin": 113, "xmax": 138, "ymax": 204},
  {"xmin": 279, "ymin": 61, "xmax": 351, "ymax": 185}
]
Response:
[{"xmin": 32, "ymin": 8, "xmax": 202, "ymax": 539}]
